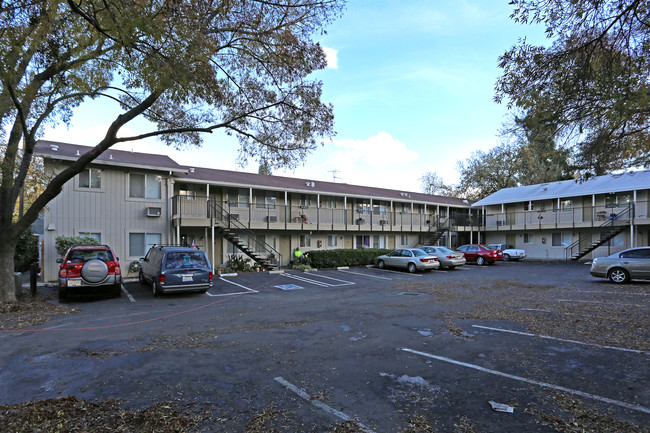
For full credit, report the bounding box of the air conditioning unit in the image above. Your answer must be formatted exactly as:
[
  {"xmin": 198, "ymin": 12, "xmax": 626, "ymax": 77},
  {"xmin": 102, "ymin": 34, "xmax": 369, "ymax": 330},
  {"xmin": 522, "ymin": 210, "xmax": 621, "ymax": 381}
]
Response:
[
  {"xmin": 147, "ymin": 206, "xmax": 162, "ymax": 217},
  {"xmin": 266, "ymin": 215, "xmax": 278, "ymax": 223},
  {"xmin": 379, "ymin": 220, "xmax": 388, "ymax": 226}
]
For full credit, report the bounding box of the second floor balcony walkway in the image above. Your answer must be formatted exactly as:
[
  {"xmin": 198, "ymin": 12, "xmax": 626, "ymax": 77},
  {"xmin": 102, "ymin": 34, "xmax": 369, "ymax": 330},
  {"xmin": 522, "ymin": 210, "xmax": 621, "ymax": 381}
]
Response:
[{"xmin": 172, "ymin": 196, "xmax": 481, "ymax": 232}]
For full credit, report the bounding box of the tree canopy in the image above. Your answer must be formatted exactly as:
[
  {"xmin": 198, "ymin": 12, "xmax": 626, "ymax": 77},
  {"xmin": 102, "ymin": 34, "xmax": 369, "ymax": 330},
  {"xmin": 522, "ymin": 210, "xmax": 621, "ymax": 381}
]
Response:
[
  {"xmin": 495, "ymin": 0, "xmax": 650, "ymax": 175},
  {"xmin": 0, "ymin": 0, "xmax": 344, "ymax": 301}
]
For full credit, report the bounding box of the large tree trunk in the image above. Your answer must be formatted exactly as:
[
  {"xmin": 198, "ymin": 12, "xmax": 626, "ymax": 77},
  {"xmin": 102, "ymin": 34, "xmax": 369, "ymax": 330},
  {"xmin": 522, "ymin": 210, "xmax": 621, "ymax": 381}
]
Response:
[{"xmin": 0, "ymin": 234, "xmax": 18, "ymax": 302}]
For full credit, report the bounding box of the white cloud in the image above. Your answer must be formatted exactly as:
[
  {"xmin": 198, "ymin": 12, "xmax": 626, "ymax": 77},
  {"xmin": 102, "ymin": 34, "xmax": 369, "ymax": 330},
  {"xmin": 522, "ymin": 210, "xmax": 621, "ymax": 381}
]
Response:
[{"xmin": 322, "ymin": 46, "xmax": 339, "ymax": 69}]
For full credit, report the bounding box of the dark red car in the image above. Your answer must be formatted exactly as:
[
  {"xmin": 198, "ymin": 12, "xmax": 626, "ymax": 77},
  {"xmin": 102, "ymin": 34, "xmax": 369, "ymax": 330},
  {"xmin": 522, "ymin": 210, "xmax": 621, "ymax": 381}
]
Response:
[{"xmin": 456, "ymin": 244, "xmax": 503, "ymax": 266}]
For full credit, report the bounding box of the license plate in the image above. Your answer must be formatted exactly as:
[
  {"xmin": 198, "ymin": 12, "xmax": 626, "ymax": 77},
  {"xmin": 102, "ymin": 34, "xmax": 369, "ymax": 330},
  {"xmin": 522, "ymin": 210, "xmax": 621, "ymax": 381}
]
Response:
[
  {"xmin": 68, "ymin": 279, "xmax": 81, "ymax": 287},
  {"xmin": 182, "ymin": 275, "xmax": 193, "ymax": 282}
]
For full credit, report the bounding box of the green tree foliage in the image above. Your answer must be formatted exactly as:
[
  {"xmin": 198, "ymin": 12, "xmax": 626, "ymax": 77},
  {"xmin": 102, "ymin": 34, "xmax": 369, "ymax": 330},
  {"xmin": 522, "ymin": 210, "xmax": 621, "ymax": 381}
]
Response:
[
  {"xmin": 14, "ymin": 226, "xmax": 39, "ymax": 272},
  {"xmin": 455, "ymin": 143, "xmax": 522, "ymax": 202},
  {"xmin": 495, "ymin": 0, "xmax": 650, "ymax": 175},
  {"xmin": 0, "ymin": 0, "xmax": 343, "ymax": 302}
]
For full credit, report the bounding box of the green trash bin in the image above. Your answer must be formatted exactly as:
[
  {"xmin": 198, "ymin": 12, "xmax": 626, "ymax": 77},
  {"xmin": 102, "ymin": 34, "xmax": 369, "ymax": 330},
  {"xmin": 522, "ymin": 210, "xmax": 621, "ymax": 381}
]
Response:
[{"xmin": 14, "ymin": 272, "xmax": 22, "ymax": 298}]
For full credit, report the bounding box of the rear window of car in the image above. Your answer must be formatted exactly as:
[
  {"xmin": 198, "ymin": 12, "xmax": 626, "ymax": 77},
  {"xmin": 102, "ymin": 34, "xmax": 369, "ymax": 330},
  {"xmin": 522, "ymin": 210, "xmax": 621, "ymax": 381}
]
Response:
[
  {"xmin": 67, "ymin": 250, "xmax": 114, "ymax": 263},
  {"xmin": 164, "ymin": 251, "xmax": 208, "ymax": 269},
  {"xmin": 413, "ymin": 250, "xmax": 428, "ymax": 257},
  {"xmin": 437, "ymin": 247, "xmax": 454, "ymax": 254}
]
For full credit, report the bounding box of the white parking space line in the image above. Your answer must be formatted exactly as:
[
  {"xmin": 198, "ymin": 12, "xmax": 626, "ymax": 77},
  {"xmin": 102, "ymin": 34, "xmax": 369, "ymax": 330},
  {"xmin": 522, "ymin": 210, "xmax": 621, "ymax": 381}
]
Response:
[
  {"xmin": 206, "ymin": 277, "xmax": 259, "ymax": 296},
  {"xmin": 285, "ymin": 273, "xmax": 355, "ymax": 287},
  {"xmin": 274, "ymin": 377, "xmax": 376, "ymax": 433},
  {"xmin": 368, "ymin": 268, "xmax": 422, "ymax": 277},
  {"xmin": 401, "ymin": 348, "xmax": 650, "ymax": 414},
  {"xmin": 577, "ymin": 290, "xmax": 648, "ymax": 296},
  {"xmin": 337, "ymin": 270, "xmax": 392, "ymax": 280},
  {"xmin": 121, "ymin": 285, "xmax": 136, "ymax": 303},
  {"xmin": 471, "ymin": 325, "xmax": 646, "ymax": 355},
  {"xmin": 557, "ymin": 299, "xmax": 645, "ymax": 308}
]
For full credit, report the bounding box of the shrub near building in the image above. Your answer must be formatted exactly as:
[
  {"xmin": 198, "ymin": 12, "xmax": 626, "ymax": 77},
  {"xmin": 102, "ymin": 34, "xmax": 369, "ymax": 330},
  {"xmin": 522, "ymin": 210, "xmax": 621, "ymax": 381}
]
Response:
[{"xmin": 308, "ymin": 249, "xmax": 391, "ymax": 268}]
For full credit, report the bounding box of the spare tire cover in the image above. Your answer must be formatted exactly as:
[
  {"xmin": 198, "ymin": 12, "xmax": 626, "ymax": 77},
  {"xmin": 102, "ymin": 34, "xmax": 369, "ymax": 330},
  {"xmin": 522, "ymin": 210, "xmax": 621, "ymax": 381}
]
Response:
[{"xmin": 81, "ymin": 259, "xmax": 109, "ymax": 283}]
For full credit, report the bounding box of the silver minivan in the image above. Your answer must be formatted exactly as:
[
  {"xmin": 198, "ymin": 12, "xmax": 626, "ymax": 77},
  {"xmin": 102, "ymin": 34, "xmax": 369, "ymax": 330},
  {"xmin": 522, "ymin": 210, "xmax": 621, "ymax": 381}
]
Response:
[{"xmin": 139, "ymin": 246, "xmax": 213, "ymax": 296}]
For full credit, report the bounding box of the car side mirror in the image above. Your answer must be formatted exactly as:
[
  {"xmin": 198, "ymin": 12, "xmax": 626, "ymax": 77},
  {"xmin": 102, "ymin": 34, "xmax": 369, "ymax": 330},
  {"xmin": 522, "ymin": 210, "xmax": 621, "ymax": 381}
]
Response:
[
  {"xmin": 139, "ymin": 257, "xmax": 145, "ymax": 262},
  {"xmin": 56, "ymin": 258, "xmax": 62, "ymax": 263}
]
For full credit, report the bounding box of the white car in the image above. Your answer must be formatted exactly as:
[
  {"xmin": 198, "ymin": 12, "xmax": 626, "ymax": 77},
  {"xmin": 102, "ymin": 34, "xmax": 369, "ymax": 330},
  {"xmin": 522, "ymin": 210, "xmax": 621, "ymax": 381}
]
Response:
[{"xmin": 487, "ymin": 244, "xmax": 526, "ymax": 261}]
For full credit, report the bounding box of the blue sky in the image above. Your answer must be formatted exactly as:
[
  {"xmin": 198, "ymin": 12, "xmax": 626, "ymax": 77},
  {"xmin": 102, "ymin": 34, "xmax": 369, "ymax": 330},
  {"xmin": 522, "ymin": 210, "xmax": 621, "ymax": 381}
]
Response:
[{"xmin": 44, "ymin": 1, "xmax": 548, "ymax": 193}]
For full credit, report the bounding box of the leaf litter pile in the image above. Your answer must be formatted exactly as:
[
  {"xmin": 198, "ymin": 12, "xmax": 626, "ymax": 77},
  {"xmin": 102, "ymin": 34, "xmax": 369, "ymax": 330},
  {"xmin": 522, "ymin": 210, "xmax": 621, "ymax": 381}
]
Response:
[{"xmin": 0, "ymin": 292, "xmax": 80, "ymax": 331}]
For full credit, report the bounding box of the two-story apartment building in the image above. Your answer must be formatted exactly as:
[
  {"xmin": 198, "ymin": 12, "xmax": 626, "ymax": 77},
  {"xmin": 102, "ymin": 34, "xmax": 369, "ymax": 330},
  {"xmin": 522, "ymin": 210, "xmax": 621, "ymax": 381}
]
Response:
[
  {"xmin": 37, "ymin": 141, "xmax": 480, "ymax": 282},
  {"xmin": 472, "ymin": 171, "xmax": 650, "ymax": 260}
]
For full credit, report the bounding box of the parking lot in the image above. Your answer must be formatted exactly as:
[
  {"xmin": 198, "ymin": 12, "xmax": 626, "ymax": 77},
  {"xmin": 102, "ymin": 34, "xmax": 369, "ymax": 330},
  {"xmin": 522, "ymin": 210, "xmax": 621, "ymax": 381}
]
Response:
[{"xmin": 1, "ymin": 261, "xmax": 648, "ymax": 432}]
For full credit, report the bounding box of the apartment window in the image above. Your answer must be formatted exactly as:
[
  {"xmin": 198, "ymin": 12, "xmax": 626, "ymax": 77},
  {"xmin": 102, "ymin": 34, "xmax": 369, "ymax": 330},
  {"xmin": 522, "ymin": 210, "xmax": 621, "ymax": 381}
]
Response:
[
  {"xmin": 400, "ymin": 235, "xmax": 408, "ymax": 246},
  {"xmin": 179, "ymin": 184, "xmax": 196, "ymax": 200},
  {"xmin": 300, "ymin": 195, "xmax": 312, "ymax": 208},
  {"xmin": 256, "ymin": 192, "xmax": 276, "ymax": 209},
  {"xmin": 130, "ymin": 174, "xmax": 161, "ymax": 199},
  {"xmin": 605, "ymin": 194, "xmax": 617, "ymax": 208},
  {"xmin": 263, "ymin": 235, "xmax": 277, "ymax": 250},
  {"xmin": 79, "ymin": 168, "xmax": 101, "ymax": 189},
  {"xmin": 373, "ymin": 203, "xmax": 388, "ymax": 215},
  {"xmin": 552, "ymin": 232, "xmax": 572, "ymax": 247},
  {"xmin": 601, "ymin": 231, "xmax": 624, "ymax": 247},
  {"xmin": 328, "ymin": 235, "xmax": 338, "ymax": 247},
  {"xmin": 129, "ymin": 233, "xmax": 161, "ymax": 257},
  {"xmin": 357, "ymin": 201, "xmax": 370, "ymax": 214},
  {"xmin": 323, "ymin": 197, "xmax": 337, "ymax": 209},
  {"xmin": 79, "ymin": 232, "xmax": 101, "ymax": 243},
  {"xmin": 300, "ymin": 234, "xmax": 311, "ymax": 248},
  {"xmin": 373, "ymin": 235, "xmax": 386, "ymax": 249},
  {"xmin": 523, "ymin": 233, "xmax": 535, "ymax": 244},
  {"xmin": 524, "ymin": 202, "xmax": 534, "ymax": 211},
  {"xmin": 560, "ymin": 199, "xmax": 572, "ymax": 211}
]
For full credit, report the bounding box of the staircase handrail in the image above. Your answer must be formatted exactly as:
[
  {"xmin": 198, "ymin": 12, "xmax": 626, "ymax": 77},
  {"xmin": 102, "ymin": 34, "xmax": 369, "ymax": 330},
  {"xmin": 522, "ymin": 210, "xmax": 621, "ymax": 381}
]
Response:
[
  {"xmin": 564, "ymin": 204, "xmax": 633, "ymax": 260},
  {"xmin": 208, "ymin": 198, "xmax": 283, "ymax": 267}
]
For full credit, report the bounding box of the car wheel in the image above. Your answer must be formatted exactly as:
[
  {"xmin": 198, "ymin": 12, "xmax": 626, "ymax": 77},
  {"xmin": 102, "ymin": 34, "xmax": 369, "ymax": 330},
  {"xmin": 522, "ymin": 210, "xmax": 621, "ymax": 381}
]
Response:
[
  {"xmin": 138, "ymin": 271, "xmax": 146, "ymax": 285},
  {"xmin": 407, "ymin": 262, "xmax": 417, "ymax": 273},
  {"xmin": 503, "ymin": 253, "xmax": 510, "ymax": 261},
  {"xmin": 608, "ymin": 268, "xmax": 629, "ymax": 284},
  {"xmin": 153, "ymin": 281, "xmax": 162, "ymax": 296},
  {"xmin": 476, "ymin": 256, "xmax": 485, "ymax": 266},
  {"xmin": 377, "ymin": 260, "xmax": 385, "ymax": 269}
]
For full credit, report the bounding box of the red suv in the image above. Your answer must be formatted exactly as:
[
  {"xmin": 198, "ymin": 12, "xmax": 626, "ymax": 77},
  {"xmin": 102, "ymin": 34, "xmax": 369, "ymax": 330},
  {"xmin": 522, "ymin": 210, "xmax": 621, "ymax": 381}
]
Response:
[
  {"xmin": 57, "ymin": 245, "xmax": 122, "ymax": 301},
  {"xmin": 456, "ymin": 244, "xmax": 503, "ymax": 266}
]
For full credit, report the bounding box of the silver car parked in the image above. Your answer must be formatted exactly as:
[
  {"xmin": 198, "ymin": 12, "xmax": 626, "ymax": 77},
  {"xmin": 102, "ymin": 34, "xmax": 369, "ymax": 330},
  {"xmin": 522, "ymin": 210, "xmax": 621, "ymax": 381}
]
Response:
[
  {"xmin": 375, "ymin": 248, "xmax": 440, "ymax": 273},
  {"xmin": 420, "ymin": 246, "xmax": 466, "ymax": 269},
  {"xmin": 590, "ymin": 247, "xmax": 650, "ymax": 283}
]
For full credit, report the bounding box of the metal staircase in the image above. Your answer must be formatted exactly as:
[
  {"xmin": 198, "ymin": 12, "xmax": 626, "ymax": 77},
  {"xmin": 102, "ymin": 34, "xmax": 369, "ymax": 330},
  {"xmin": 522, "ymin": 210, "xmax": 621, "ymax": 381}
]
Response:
[
  {"xmin": 208, "ymin": 199, "xmax": 282, "ymax": 269},
  {"xmin": 414, "ymin": 218, "xmax": 452, "ymax": 247},
  {"xmin": 564, "ymin": 206, "xmax": 633, "ymax": 261}
]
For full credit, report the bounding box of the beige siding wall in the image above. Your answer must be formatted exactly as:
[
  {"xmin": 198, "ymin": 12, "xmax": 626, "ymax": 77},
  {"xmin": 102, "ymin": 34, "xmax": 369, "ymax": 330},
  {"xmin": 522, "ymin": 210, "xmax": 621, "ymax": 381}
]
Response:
[{"xmin": 43, "ymin": 162, "xmax": 172, "ymax": 282}]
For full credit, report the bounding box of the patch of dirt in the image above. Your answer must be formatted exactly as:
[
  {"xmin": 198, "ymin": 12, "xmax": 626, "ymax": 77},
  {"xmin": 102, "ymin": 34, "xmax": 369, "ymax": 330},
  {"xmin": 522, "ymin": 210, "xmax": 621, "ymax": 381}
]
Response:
[
  {"xmin": 401, "ymin": 278, "xmax": 649, "ymax": 351},
  {"xmin": 0, "ymin": 293, "xmax": 80, "ymax": 331},
  {"xmin": 0, "ymin": 396, "xmax": 212, "ymax": 433},
  {"xmin": 527, "ymin": 392, "xmax": 650, "ymax": 433}
]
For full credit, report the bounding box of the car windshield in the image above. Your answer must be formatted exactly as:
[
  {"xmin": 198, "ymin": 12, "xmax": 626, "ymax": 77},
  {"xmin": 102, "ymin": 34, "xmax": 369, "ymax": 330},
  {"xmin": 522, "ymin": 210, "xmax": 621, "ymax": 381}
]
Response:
[{"xmin": 165, "ymin": 252, "xmax": 208, "ymax": 269}]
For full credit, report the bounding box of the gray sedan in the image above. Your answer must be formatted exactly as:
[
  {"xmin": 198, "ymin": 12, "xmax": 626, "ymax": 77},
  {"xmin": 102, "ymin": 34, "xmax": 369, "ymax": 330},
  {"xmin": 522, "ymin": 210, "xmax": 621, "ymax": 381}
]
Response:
[
  {"xmin": 420, "ymin": 246, "xmax": 466, "ymax": 269},
  {"xmin": 590, "ymin": 247, "xmax": 650, "ymax": 283},
  {"xmin": 375, "ymin": 248, "xmax": 440, "ymax": 273}
]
